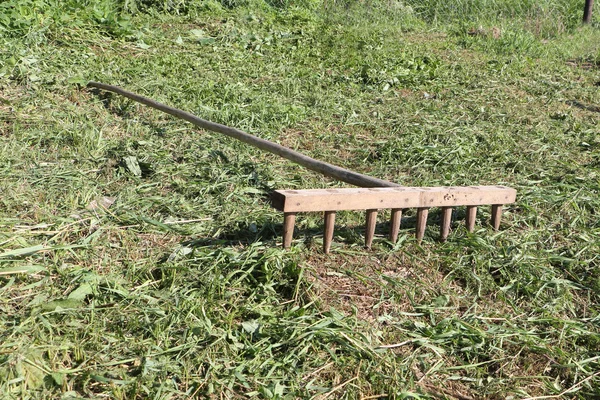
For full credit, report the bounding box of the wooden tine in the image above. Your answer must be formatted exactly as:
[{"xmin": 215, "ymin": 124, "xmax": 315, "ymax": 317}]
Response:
[
  {"xmin": 416, "ymin": 208, "xmax": 429, "ymax": 243},
  {"xmin": 365, "ymin": 209, "xmax": 378, "ymax": 249},
  {"xmin": 491, "ymin": 205, "xmax": 503, "ymax": 230},
  {"xmin": 389, "ymin": 208, "xmax": 402, "ymax": 243},
  {"xmin": 440, "ymin": 207, "xmax": 453, "ymax": 242},
  {"xmin": 465, "ymin": 206, "xmax": 477, "ymax": 232},
  {"xmin": 323, "ymin": 211, "xmax": 336, "ymax": 254},
  {"xmin": 283, "ymin": 212, "xmax": 296, "ymax": 249}
]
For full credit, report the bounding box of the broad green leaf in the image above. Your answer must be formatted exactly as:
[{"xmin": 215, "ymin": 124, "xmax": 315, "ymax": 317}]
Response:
[
  {"xmin": 15, "ymin": 350, "xmax": 48, "ymax": 389},
  {"xmin": 242, "ymin": 320, "xmax": 260, "ymax": 334},
  {"xmin": 189, "ymin": 29, "xmax": 206, "ymax": 38},
  {"xmin": 67, "ymin": 283, "xmax": 94, "ymax": 300},
  {"xmin": 51, "ymin": 372, "xmax": 64, "ymax": 386},
  {"xmin": 123, "ymin": 156, "xmax": 142, "ymax": 177},
  {"xmin": 67, "ymin": 76, "xmax": 87, "ymax": 85}
]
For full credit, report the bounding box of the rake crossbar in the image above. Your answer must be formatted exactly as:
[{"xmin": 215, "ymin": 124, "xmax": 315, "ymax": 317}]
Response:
[
  {"xmin": 271, "ymin": 185, "xmax": 516, "ymax": 252},
  {"xmin": 272, "ymin": 186, "xmax": 516, "ymax": 212}
]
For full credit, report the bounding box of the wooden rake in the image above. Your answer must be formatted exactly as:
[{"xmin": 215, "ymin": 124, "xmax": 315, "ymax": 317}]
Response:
[{"xmin": 87, "ymin": 82, "xmax": 517, "ymax": 253}]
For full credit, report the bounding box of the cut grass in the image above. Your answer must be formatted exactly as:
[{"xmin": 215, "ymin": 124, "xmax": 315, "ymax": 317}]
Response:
[{"xmin": 1, "ymin": 0, "xmax": 600, "ymax": 398}]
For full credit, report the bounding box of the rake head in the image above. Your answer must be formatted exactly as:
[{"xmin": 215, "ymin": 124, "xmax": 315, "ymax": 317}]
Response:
[{"xmin": 271, "ymin": 186, "xmax": 517, "ymax": 253}]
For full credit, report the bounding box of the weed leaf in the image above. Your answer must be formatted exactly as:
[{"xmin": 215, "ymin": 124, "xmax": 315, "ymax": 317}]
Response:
[
  {"xmin": 242, "ymin": 320, "xmax": 260, "ymax": 334},
  {"xmin": 67, "ymin": 283, "xmax": 94, "ymax": 301},
  {"xmin": 42, "ymin": 298, "xmax": 84, "ymax": 311},
  {"xmin": 123, "ymin": 156, "xmax": 142, "ymax": 177},
  {"xmin": 0, "ymin": 245, "xmax": 45, "ymax": 259},
  {"xmin": 0, "ymin": 265, "xmax": 45, "ymax": 276}
]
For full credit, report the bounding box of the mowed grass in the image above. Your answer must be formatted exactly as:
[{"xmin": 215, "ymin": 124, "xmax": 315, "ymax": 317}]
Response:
[{"xmin": 1, "ymin": 0, "xmax": 600, "ymax": 398}]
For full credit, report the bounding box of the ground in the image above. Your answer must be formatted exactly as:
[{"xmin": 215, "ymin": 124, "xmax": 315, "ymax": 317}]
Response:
[{"xmin": 1, "ymin": 0, "xmax": 600, "ymax": 398}]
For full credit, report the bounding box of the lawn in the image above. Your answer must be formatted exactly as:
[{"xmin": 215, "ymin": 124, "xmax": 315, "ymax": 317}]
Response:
[{"xmin": 1, "ymin": 0, "xmax": 600, "ymax": 398}]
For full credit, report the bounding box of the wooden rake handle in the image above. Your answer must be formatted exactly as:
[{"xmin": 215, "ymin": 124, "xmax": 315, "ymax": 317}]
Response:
[{"xmin": 87, "ymin": 82, "xmax": 400, "ymax": 189}]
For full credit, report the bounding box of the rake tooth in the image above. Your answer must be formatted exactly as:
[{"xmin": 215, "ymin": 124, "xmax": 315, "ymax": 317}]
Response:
[
  {"xmin": 491, "ymin": 204, "xmax": 503, "ymax": 230},
  {"xmin": 283, "ymin": 212, "xmax": 296, "ymax": 249},
  {"xmin": 323, "ymin": 211, "xmax": 336, "ymax": 254},
  {"xmin": 465, "ymin": 206, "xmax": 477, "ymax": 232},
  {"xmin": 416, "ymin": 208, "xmax": 429, "ymax": 243},
  {"xmin": 440, "ymin": 207, "xmax": 453, "ymax": 242},
  {"xmin": 389, "ymin": 208, "xmax": 402, "ymax": 243},
  {"xmin": 365, "ymin": 209, "xmax": 378, "ymax": 249}
]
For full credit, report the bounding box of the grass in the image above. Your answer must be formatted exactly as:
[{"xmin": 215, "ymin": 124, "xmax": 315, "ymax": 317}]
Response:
[{"xmin": 1, "ymin": 0, "xmax": 600, "ymax": 398}]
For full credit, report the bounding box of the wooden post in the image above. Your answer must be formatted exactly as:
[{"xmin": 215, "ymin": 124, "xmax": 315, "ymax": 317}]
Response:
[
  {"xmin": 283, "ymin": 212, "xmax": 296, "ymax": 249},
  {"xmin": 416, "ymin": 208, "xmax": 429, "ymax": 243},
  {"xmin": 323, "ymin": 211, "xmax": 336, "ymax": 254},
  {"xmin": 584, "ymin": 0, "xmax": 594, "ymax": 24},
  {"xmin": 389, "ymin": 208, "xmax": 402, "ymax": 243},
  {"xmin": 365, "ymin": 209, "xmax": 378, "ymax": 249},
  {"xmin": 440, "ymin": 207, "xmax": 453, "ymax": 242},
  {"xmin": 491, "ymin": 205, "xmax": 502, "ymax": 230},
  {"xmin": 465, "ymin": 206, "xmax": 477, "ymax": 232}
]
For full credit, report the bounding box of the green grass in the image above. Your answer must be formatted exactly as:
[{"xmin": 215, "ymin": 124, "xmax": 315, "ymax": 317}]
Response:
[{"xmin": 1, "ymin": 0, "xmax": 600, "ymax": 398}]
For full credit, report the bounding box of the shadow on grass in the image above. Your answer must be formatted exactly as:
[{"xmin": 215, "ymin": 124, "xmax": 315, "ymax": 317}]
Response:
[
  {"xmin": 566, "ymin": 100, "xmax": 600, "ymax": 113},
  {"xmin": 170, "ymin": 207, "xmax": 484, "ymax": 258}
]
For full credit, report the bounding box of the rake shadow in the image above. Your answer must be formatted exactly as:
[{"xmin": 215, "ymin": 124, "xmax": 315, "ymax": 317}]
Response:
[{"xmin": 566, "ymin": 100, "xmax": 600, "ymax": 114}]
